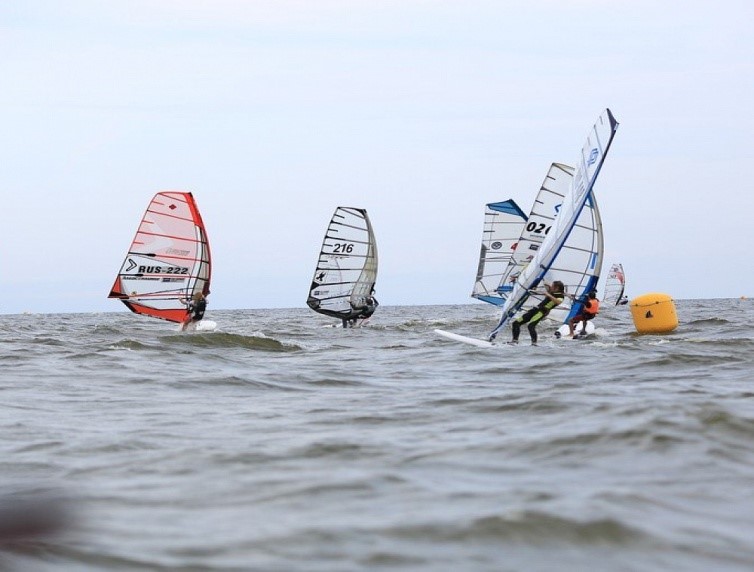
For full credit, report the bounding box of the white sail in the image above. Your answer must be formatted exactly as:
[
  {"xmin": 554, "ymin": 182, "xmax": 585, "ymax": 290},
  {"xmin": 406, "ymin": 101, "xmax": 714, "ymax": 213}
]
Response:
[
  {"xmin": 496, "ymin": 163, "xmax": 574, "ymax": 301},
  {"xmin": 471, "ymin": 199, "xmax": 527, "ymax": 306},
  {"xmin": 489, "ymin": 109, "xmax": 618, "ymax": 340},
  {"xmin": 603, "ymin": 263, "xmax": 627, "ymax": 305},
  {"xmin": 545, "ymin": 190, "xmax": 604, "ymax": 324},
  {"xmin": 307, "ymin": 207, "xmax": 378, "ymax": 321},
  {"xmin": 489, "ymin": 163, "xmax": 604, "ymax": 325}
]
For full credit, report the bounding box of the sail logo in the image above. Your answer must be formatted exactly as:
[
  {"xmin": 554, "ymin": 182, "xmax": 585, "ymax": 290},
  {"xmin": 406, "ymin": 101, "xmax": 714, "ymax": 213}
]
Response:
[
  {"xmin": 126, "ymin": 258, "xmax": 137, "ymax": 272},
  {"xmin": 491, "ymin": 241, "xmax": 503, "ymax": 250},
  {"xmin": 134, "ymin": 265, "xmax": 189, "ymax": 275},
  {"xmin": 587, "ymin": 148, "xmax": 599, "ymax": 166}
]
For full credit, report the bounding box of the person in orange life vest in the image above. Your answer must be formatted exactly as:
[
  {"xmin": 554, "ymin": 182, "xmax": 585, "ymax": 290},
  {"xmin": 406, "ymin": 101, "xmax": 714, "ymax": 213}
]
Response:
[
  {"xmin": 509, "ymin": 281, "xmax": 566, "ymax": 346},
  {"xmin": 568, "ymin": 291, "xmax": 600, "ymax": 337}
]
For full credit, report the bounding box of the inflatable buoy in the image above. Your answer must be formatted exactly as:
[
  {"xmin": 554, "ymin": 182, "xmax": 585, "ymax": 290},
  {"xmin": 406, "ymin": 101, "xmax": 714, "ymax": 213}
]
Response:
[{"xmin": 630, "ymin": 293, "xmax": 678, "ymax": 334}]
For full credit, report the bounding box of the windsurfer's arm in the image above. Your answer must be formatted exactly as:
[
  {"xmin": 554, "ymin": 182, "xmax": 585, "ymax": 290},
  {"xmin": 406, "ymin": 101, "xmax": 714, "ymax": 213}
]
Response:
[
  {"xmin": 543, "ymin": 291, "xmax": 557, "ymax": 302},
  {"xmin": 530, "ymin": 287, "xmax": 552, "ymax": 300}
]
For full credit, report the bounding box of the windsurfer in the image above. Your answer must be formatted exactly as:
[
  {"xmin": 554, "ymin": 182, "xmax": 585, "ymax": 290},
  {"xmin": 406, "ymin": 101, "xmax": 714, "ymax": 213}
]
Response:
[
  {"xmin": 508, "ymin": 281, "xmax": 565, "ymax": 346},
  {"xmin": 568, "ymin": 291, "xmax": 600, "ymax": 337},
  {"xmin": 342, "ymin": 294, "xmax": 379, "ymax": 328},
  {"xmin": 358, "ymin": 295, "xmax": 379, "ymax": 322},
  {"xmin": 181, "ymin": 292, "xmax": 207, "ymax": 331}
]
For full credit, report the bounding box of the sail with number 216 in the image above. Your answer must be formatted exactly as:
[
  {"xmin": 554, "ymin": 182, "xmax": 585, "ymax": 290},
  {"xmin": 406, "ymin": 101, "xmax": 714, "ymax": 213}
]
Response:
[
  {"xmin": 307, "ymin": 207, "xmax": 378, "ymax": 322},
  {"xmin": 108, "ymin": 191, "xmax": 211, "ymax": 323},
  {"xmin": 489, "ymin": 109, "xmax": 618, "ymax": 340}
]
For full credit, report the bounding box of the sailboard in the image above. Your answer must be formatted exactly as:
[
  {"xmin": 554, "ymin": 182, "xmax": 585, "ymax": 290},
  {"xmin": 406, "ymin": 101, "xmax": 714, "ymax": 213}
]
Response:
[
  {"xmin": 108, "ymin": 191, "xmax": 212, "ymax": 325},
  {"xmin": 488, "ymin": 109, "xmax": 619, "ymax": 341},
  {"xmin": 307, "ymin": 207, "xmax": 379, "ymax": 324},
  {"xmin": 434, "ymin": 329, "xmax": 496, "ymax": 348},
  {"xmin": 471, "ymin": 199, "xmax": 527, "ymax": 306},
  {"xmin": 603, "ymin": 263, "xmax": 627, "ymax": 305}
]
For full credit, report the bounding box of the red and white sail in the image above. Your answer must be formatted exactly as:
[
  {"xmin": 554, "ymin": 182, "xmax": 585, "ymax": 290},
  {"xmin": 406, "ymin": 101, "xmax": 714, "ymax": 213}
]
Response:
[
  {"xmin": 602, "ymin": 263, "xmax": 626, "ymax": 305},
  {"xmin": 108, "ymin": 191, "xmax": 211, "ymax": 323}
]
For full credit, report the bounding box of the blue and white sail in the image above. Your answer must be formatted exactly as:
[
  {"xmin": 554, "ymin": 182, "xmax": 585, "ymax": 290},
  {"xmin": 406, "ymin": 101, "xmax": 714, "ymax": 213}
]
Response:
[
  {"xmin": 471, "ymin": 199, "xmax": 527, "ymax": 306},
  {"xmin": 489, "ymin": 109, "xmax": 618, "ymax": 340},
  {"xmin": 546, "ymin": 189, "xmax": 604, "ymax": 324},
  {"xmin": 498, "ymin": 164, "xmax": 604, "ymax": 326}
]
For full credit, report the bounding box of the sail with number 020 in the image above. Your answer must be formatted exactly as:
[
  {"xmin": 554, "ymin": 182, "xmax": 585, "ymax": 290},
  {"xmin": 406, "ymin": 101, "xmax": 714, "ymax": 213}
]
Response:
[
  {"xmin": 488, "ymin": 109, "xmax": 618, "ymax": 340},
  {"xmin": 496, "ymin": 163, "xmax": 605, "ymax": 327}
]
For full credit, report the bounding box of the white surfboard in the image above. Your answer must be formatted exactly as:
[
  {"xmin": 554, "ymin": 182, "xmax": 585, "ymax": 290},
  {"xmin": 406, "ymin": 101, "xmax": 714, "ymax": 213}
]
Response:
[
  {"xmin": 180, "ymin": 319, "xmax": 217, "ymax": 332},
  {"xmin": 196, "ymin": 320, "xmax": 217, "ymax": 331},
  {"xmin": 554, "ymin": 321, "xmax": 595, "ymax": 339},
  {"xmin": 434, "ymin": 329, "xmax": 496, "ymax": 348}
]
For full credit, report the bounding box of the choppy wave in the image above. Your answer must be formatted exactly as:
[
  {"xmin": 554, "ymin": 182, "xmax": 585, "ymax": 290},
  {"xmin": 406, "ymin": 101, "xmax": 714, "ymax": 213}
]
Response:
[
  {"xmin": 162, "ymin": 331, "xmax": 300, "ymax": 352},
  {"xmin": 2, "ymin": 300, "xmax": 754, "ymax": 571},
  {"xmin": 388, "ymin": 512, "xmax": 646, "ymax": 543}
]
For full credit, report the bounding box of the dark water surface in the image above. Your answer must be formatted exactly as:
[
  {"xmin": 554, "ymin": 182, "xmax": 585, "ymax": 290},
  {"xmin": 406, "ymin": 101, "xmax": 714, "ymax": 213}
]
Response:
[{"xmin": 2, "ymin": 299, "xmax": 753, "ymax": 571}]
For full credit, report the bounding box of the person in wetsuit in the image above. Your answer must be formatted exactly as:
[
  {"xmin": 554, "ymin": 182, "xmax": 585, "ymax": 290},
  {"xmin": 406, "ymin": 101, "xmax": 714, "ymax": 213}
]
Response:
[
  {"xmin": 508, "ymin": 281, "xmax": 565, "ymax": 346},
  {"xmin": 341, "ymin": 291, "xmax": 379, "ymax": 328},
  {"xmin": 359, "ymin": 295, "xmax": 378, "ymax": 320},
  {"xmin": 182, "ymin": 292, "xmax": 207, "ymax": 331}
]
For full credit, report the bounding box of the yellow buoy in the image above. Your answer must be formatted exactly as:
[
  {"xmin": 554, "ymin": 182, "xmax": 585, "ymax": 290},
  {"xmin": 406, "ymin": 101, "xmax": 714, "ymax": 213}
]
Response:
[{"xmin": 630, "ymin": 293, "xmax": 678, "ymax": 334}]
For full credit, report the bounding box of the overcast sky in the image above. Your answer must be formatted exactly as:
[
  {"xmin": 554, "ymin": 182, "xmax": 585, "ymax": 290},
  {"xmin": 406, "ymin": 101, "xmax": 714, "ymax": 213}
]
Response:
[{"xmin": 2, "ymin": 1, "xmax": 752, "ymax": 315}]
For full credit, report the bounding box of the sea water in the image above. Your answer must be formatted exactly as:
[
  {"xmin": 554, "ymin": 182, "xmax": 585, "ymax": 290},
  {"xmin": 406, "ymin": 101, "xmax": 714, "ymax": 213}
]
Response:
[{"xmin": 1, "ymin": 299, "xmax": 753, "ymax": 571}]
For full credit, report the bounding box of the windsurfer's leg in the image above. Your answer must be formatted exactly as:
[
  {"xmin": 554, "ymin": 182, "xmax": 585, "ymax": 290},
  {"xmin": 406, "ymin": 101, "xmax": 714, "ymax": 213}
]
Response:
[
  {"xmin": 511, "ymin": 320, "xmax": 521, "ymax": 342},
  {"xmin": 573, "ymin": 316, "xmax": 584, "ymax": 334},
  {"xmin": 528, "ymin": 313, "xmax": 544, "ymax": 344},
  {"xmin": 527, "ymin": 322, "xmax": 538, "ymax": 344}
]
